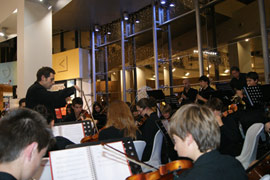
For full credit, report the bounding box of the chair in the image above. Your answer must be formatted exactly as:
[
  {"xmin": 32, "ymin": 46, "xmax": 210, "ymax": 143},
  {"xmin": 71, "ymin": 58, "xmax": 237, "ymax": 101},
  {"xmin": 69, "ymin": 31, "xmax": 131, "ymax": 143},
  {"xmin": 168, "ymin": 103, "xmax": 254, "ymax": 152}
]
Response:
[
  {"xmin": 133, "ymin": 140, "xmax": 147, "ymax": 161},
  {"xmin": 236, "ymin": 123, "xmax": 264, "ymax": 169},
  {"xmin": 143, "ymin": 130, "xmax": 163, "ymax": 171},
  {"xmin": 260, "ymin": 175, "xmax": 270, "ymax": 180}
]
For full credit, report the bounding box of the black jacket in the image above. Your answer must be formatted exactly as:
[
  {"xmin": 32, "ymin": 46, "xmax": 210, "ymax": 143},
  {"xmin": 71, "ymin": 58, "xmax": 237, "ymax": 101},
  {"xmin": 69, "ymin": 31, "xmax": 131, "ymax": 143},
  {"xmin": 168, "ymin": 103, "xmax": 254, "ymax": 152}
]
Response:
[{"xmin": 26, "ymin": 82, "xmax": 75, "ymax": 118}]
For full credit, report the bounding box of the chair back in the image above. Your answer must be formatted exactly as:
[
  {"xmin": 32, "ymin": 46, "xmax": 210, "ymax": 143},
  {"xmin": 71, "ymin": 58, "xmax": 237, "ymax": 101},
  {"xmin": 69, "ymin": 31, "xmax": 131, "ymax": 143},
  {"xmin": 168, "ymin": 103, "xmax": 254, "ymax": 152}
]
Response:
[
  {"xmin": 236, "ymin": 123, "xmax": 264, "ymax": 169},
  {"xmin": 133, "ymin": 140, "xmax": 146, "ymax": 161},
  {"xmin": 143, "ymin": 130, "xmax": 163, "ymax": 170}
]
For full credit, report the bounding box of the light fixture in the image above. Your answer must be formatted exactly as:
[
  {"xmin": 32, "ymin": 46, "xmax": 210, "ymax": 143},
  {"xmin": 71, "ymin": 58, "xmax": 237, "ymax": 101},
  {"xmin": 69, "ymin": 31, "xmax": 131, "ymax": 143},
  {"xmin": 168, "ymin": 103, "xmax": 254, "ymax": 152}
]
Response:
[
  {"xmin": 13, "ymin": 9, "xmax": 17, "ymax": 14},
  {"xmin": 153, "ymin": 75, "xmax": 156, "ymax": 78},
  {"xmin": 209, "ymin": 65, "xmax": 212, "ymax": 68},
  {"xmin": 48, "ymin": 5, "xmax": 52, "ymax": 10},
  {"xmin": 94, "ymin": 25, "xmax": 100, "ymax": 32},
  {"xmin": 177, "ymin": 57, "xmax": 180, "ymax": 60},
  {"xmin": 123, "ymin": 12, "xmax": 129, "ymax": 21},
  {"xmin": 107, "ymin": 31, "xmax": 111, "ymax": 35},
  {"xmin": 135, "ymin": 19, "xmax": 140, "ymax": 24},
  {"xmin": 39, "ymin": 0, "xmax": 43, "ymax": 2},
  {"xmin": 207, "ymin": 74, "xmax": 210, "ymax": 77},
  {"xmin": 185, "ymin": 72, "xmax": 190, "ymax": 76},
  {"xmin": 172, "ymin": 68, "xmax": 176, "ymax": 72},
  {"xmin": 245, "ymin": 38, "xmax": 249, "ymax": 42},
  {"xmin": 0, "ymin": 32, "xmax": 4, "ymax": 37},
  {"xmin": 224, "ymin": 69, "xmax": 229, "ymax": 73},
  {"xmin": 169, "ymin": 2, "xmax": 175, "ymax": 7},
  {"xmin": 160, "ymin": 0, "xmax": 166, "ymax": 5}
]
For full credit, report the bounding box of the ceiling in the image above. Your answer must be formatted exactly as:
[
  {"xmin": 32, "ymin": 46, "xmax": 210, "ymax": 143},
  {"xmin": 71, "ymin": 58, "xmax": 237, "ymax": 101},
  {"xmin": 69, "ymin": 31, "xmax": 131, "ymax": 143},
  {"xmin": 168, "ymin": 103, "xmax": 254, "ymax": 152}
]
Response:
[{"xmin": 52, "ymin": 0, "xmax": 152, "ymax": 32}]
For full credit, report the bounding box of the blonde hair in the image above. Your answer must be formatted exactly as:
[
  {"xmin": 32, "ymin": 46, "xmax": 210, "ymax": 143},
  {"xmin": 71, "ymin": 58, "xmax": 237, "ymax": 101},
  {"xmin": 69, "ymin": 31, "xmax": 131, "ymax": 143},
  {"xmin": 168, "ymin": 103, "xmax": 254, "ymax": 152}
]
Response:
[
  {"xmin": 106, "ymin": 100, "xmax": 138, "ymax": 139},
  {"xmin": 169, "ymin": 104, "xmax": 220, "ymax": 153}
]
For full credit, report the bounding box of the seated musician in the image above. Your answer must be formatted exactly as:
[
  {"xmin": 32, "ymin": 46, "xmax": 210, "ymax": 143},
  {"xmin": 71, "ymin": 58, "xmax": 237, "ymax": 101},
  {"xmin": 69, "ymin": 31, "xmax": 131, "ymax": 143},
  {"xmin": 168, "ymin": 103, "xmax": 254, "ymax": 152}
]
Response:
[
  {"xmin": 34, "ymin": 105, "xmax": 74, "ymax": 151},
  {"xmin": 136, "ymin": 97, "xmax": 159, "ymax": 161},
  {"xmin": 230, "ymin": 66, "xmax": 247, "ymax": 92},
  {"xmin": 93, "ymin": 101, "xmax": 107, "ymax": 129},
  {"xmin": 237, "ymin": 72, "xmax": 268, "ymax": 133},
  {"xmin": 98, "ymin": 100, "xmax": 142, "ymax": 141},
  {"xmin": 63, "ymin": 97, "xmax": 87, "ymax": 122},
  {"xmin": 206, "ymin": 98, "xmax": 243, "ymax": 156},
  {"xmin": 0, "ymin": 108, "xmax": 54, "ymax": 180},
  {"xmin": 196, "ymin": 75, "xmax": 215, "ymax": 104},
  {"xmin": 169, "ymin": 104, "xmax": 248, "ymax": 179},
  {"xmin": 178, "ymin": 79, "xmax": 198, "ymax": 105}
]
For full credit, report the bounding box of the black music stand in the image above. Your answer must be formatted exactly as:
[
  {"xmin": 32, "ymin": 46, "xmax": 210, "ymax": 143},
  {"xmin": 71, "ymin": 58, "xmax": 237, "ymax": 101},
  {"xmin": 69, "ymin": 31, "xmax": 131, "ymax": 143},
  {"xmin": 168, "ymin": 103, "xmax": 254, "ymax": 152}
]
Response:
[
  {"xmin": 214, "ymin": 82, "xmax": 234, "ymax": 107},
  {"xmin": 146, "ymin": 90, "xmax": 165, "ymax": 102},
  {"xmin": 243, "ymin": 86, "xmax": 264, "ymax": 107},
  {"xmin": 55, "ymin": 120, "xmax": 94, "ymax": 136},
  {"xmin": 164, "ymin": 95, "xmax": 180, "ymax": 110},
  {"xmin": 67, "ymin": 137, "xmax": 142, "ymax": 174}
]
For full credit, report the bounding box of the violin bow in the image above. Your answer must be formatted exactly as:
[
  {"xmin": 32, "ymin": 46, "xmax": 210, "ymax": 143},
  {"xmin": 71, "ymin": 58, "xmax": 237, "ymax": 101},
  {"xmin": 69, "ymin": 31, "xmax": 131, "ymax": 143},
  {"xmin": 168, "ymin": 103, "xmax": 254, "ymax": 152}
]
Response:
[
  {"xmin": 81, "ymin": 90, "xmax": 99, "ymax": 133},
  {"xmin": 102, "ymin": 143, "xmax": 158, "ymax": 172}
]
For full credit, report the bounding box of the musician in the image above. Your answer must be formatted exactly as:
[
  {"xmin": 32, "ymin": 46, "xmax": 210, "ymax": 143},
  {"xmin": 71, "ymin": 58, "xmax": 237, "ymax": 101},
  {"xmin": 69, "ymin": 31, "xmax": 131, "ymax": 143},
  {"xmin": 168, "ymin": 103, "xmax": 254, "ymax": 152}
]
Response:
[
  {"xmin": 206, "ymin": 98, "xmax": 243, "ymax": 156},
  {"xmin": 230, "ymin": 66, "xmax": 247, "ymax": 92},
  {"xmin": 178, "ymin": 79, "xmax": 198, "ymax": 105},
  {"xmin": 169, "ymin": 104, "xmax": 247, "ymax": 179},
  {"xmin": 98, "ymin": 100, "xmax": 141, "ymax": 141},
  {"xmin": 26, "ymin": 67, "xmax": 80, "ymax": 120},
  {"xmin": 63, "ymin": 97, "xmax": 86, "ymax": 122},
  {"xmin": 196, "ymin": 75, "xmax": 215, "ymax": 104},
  {"xmin": 0, "ymin": 108, "xmax": 54, "ymax": 180},
  {"xmin": 18, "ymin": 98, "xmax": 26, "ymax": 108},
  {"xmin": 136, "ymin": 97, "xmax": 159, "ymax": 161},
  {"xmin": 93, "ymin": 102, "xmax": 107, "ymax": 129},
  {"xmin": 33, "ymin": 105, "xmax": 74, "ymax": 152}
]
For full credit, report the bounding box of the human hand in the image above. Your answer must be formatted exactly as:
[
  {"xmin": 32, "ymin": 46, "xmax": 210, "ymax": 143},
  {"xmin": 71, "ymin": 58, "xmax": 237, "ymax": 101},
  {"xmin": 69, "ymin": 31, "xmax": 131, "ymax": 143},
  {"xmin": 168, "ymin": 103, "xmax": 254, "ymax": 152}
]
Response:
[{"xmin": 74, "ymin": 85, "xmax": 81, "ymax": 92}]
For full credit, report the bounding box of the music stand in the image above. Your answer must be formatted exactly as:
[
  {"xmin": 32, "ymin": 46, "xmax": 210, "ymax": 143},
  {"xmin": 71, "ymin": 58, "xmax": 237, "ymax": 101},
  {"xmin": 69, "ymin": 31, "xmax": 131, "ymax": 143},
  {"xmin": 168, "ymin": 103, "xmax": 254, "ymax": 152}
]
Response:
[
  {"xmin": 67, "ymin": 137, "xmax": 142, "ymax": 174},
  {"xmin": 164, "ymin": 95, "xmax": 180, "ymax": 110},
  {"xmin": 260, "ymin": 84, "xmax": 270, "ymax": 105},
  {"xmin": 215, "ymin": 82, "xmax": 234, "ymax": 107},
  {"xmin": 146, "ymin": 90, "xmax": 165, "ymax": 102},
  {"xmin": 243, "ymin": 86, "xmax": 263, "ymax": 107}
]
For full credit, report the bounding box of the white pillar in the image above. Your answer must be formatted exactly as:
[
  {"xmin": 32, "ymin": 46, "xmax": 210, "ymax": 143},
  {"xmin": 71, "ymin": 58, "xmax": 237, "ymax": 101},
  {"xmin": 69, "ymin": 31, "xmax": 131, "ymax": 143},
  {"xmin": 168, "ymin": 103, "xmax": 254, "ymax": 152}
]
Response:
[
  {"xmin": 136, "ymin": 67, "xmax": 146, "ymax": 89},
  {"xmin": 237, "ymin": 41, "xmax": 252, "ymax": 73},
  {"xmin": 163, "ymin": 66, "xmax": 170, "ymax": 96},
  {"xmin": 17, "ymin": 1, "xmax": 52, "ymax": 98}
]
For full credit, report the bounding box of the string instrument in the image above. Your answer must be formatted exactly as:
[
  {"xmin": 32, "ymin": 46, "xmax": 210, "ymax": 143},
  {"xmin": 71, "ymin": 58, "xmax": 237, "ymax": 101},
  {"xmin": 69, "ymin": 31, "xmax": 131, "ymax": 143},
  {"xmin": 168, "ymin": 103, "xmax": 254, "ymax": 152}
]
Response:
[
  {"xmin": 246, "ymin": 151, "xmax": 270, "ymax": 180},
  {"xmin": 103, "ymin": 143, "xmax": 193, "ymax": 180},
  {"xmin": 80, "ymin": 91, "xmax": 100, "ymax": 143},
  {"xmin": 76, "ymin": 109, "xmax": 92, "ymax": 121},
  {"xmin": 136, "ymin": 115, "xmax": 149, "ymax": 127},
  {"xmin": 222, "ymin": 103, "xmax": 238, "ymax": 117}
]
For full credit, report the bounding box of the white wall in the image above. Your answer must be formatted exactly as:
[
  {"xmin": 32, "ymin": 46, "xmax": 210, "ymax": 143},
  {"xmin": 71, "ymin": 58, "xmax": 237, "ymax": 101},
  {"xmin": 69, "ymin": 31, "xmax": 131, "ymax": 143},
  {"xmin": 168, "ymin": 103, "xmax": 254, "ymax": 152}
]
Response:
[{"xmin": 17, "ymin": 1, "xmax": 52, "ymax": 98}]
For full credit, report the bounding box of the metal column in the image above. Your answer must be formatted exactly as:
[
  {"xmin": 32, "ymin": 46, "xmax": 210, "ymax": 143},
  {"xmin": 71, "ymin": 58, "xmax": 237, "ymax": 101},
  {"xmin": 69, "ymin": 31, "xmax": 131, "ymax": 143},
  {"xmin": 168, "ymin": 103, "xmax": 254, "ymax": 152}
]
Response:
[
  {"xmin": 194, "ymin": 0, "xmax": 204, "ymax": 76},
  {"xmin": 258, "ymin": 0, "xmax": 270, "ymax": 84},
  {"xmin": 166, "ymin": 9, "xmax": 174, "ymax": 95},
  {"xmin": 152, "ymin": 2, "xmax": 160, "ymax": 89},
  {"xmin": 131, "ymin": 23, "xmax": 138, "ymax": 100},
  {"xmin": 92, "ymin": 31, "xmax": 97, "ymax": 101},
  {"xmin": 121, "ymin": 19, "xmax": 127, "ymax": 102},
  {"xmin": 104, "ymin": 35, "xmax": 109, "ymax": 103}
]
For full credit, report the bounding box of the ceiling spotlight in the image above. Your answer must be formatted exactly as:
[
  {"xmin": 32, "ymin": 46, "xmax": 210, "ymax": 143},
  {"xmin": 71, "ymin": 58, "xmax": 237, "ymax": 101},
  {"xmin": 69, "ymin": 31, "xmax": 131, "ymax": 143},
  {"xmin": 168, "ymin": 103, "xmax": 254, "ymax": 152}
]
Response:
[
  {"xmin": 48, "ymin": 5, "xmax": 52, "ymax": 10},
  {"xmin": 13, "ymin": 9, "xmax": 17, "ymax": 14},
  {"xmin": 185, "ymin": 72, "xmax": 190, "ymax": 76},
  {"xmin": 107, "ymin": 31, "xmax": 111, "ymax": 35},
  {"xmin": 245, "ymin": 38, "xmax": 249, "ymax": 42},
  {"xmin": 224, "ymin": 69, "xmax": 229, "ymax": 73},
  {"xmin": 169, "ymin": 3, "xmax": 175, "ymax": 7},
  {"xmin": 161, "ymin": 0, "xmax": 166, "ymax": 5},
  {"xmin": 94, "ymin": 25, "xmax": 100, "ymax": 32},
  {"xmin": 0, "ymin": 32, "xmax": 4, "ymax": 37},
  {"xmin": 123, "ymin": 12, "xmax": 129, "ymax": 21},
  {"xmin": 39, "ymin": 0, "xmax": 43, "ymax": 2},
  {"xmin": 172, "ymin": 68, "xmax": 176, "ymax": 72}
]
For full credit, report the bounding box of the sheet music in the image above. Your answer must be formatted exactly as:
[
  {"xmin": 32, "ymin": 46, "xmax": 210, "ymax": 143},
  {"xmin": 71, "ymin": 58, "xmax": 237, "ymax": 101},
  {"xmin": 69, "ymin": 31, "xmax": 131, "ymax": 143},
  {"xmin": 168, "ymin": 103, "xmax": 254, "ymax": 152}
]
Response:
[
  {"xmin": 90, "ymin": 141, "xmax": 132, "ymax": 180},
  {"xmin": 52, "ymin": 123, "xmax": 85, "ymax": 144},
  {"xmin": 50, "ymin": 147, "xmax": 95, "ymax": 180}
]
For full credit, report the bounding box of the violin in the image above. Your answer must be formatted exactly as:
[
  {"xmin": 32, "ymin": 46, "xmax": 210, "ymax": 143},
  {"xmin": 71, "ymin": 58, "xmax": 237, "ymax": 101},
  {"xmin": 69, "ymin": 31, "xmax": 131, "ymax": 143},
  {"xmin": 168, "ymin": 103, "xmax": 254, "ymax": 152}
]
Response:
[
  {"xmin": 80, "ymin": 126, "xmax": 106, "ymax": 143},
  {"xmin": 126, "ymin": 160, "xmax": 193, "ymax": 180},
  {"xmin": 102, "ymin": 143, "xmax": 193, "ymax": 180},
  {"xmin": 222, "ymin": 103, "xmax": 238, "ymax": 117},
  {"xmin": 136, "ymin": 115, "xmax": 149, "ymax": 127},
  {"xmin": 77, "ymin": 110, "xmax": 92, "ymax": 121}
]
